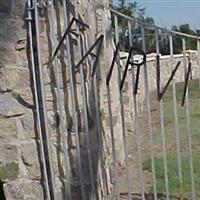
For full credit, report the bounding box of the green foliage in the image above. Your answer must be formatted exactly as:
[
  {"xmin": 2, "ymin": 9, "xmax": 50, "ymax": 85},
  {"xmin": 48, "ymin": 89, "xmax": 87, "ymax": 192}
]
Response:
[
  {"xmin": 172, "ymin": 24, "xmax": 197, "ymax": 54},
  {"xmin": 111, "ymin": 1, "xmax": 198, "ymax": 54},
  {"xmin": 112, "ymin": 0, "xmax": 156, "ymax": 52}
]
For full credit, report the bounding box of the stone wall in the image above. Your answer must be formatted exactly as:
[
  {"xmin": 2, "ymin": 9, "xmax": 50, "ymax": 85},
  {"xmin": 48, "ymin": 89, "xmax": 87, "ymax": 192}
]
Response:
[
  {"xmin": 0, "ymin": 0, "xmax": 113, "ymax": 199},
  {"xmin": 0, "ymin": 1, "xmax": 44, "ymax": 199},
  {"xmin": 0, "ymin": 1, "xmax": 199, "ymax": 200}
]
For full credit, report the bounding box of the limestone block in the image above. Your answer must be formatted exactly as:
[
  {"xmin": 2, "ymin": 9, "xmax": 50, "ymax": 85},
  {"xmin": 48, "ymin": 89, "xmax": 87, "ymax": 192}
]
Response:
[
  {"xmin": 15, "ymin": 0, "xmax": 26, "ymax": 17},
  {"xmin": 4, "ymin": 179, "xmax": 43, "ymax": 200},
  {"xmin": 20, "ymin": 113, "xmax": 35, "ymax": 139},
  {"xmin": 47, "ymin": 111, "xmax": 59, "ymax": 130},
  {"xmin": 0, "ymin": 143, "xmax": 19, "ymax": 162},
  {"xmin": 13, "ymin": 88, "xmax": 34, "ymax": 107},
  {"xmin": 0, "ymin": 94, "xmax": 26, "ymax": 117},
  {"xmin": 0, "ymin": 67, "xmax": 30, "ymax": 92},
  {"xmin": 105, "ymin": 115, "xmax": 118, "ymax": 127},
  {"xmin": 20, "ymin": 113, "xmax": 34, "ymax": 132},
  {"xmin": 21, "ymin": 141, "xmax": 41, "ymax": 179},
  {"xmin": 21, "ymin": 141, "xmax": 38, "ymax": 166},
  {"xmin": 123, "ymin": 95, "xmax": 130, "ymax": 105},
  {"xmin": 0, "ymin": 118, "xmax": 18, "ymax": 139},
  {"xmin": 0, "ymin": 162, "xmax": 19, "ymax": 181},
  {"xmin": 28, "ymin": 161, "xmax": 41, "ymax": 180}
]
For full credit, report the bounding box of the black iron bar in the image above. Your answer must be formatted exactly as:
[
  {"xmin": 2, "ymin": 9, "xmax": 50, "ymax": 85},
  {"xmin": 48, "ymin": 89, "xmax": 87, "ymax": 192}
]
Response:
[
  {"xmin": 120, "ymin": 47, "xmax": 146, "ymax": 91},
  {"xmin": 156, "ymin": 55, "xmax": 161, "ymax": 100},
  {"xmin": 49, "ymin": 17, "xmax": 89, "ymax": 63},
  {"xmin": 75, "ymin": 35, "xmax": 104, "ymax": 70},
  {"xmin": 106, "ymin": 43, "xmax": 120, "ymax": 86},
  {"xmin": 181, "ymin": 62, "xmax": 192, "ymax": 106},
  {"xmin": 158, "ymin": 61, "xmax": 181, "ymax": 100}
]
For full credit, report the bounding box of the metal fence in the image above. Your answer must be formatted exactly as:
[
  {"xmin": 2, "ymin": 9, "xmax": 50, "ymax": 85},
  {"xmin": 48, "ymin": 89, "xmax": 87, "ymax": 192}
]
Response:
[{"xmin": 27, "ymin": 0, "xmax": 200, "ymax": 199}]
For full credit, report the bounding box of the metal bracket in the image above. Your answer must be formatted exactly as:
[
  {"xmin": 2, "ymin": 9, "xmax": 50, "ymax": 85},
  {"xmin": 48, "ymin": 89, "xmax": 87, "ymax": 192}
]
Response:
[
  {"xmin": 106, "ymin": 42, "xmax": 146, "ymax": 93},
  {"xmin": 120, "ymin": 47, "xmax": 146, "ymax": 91},
  {"xmin": 49, "ymin": 17, "xmax": 89, "ymax": 63},
  {"xmin": 156, "ymin": 55, "xmax": 181, "ymax": 101},
  {"xmin": 37, "ymin": 0, "xmax": 51, "ymax": 8},
  {"xmin": 25, "ymin": 3, "xmax": 34, "ymax": 21},
  {"xmin": 181, "ymin": 62, "xmax": 192, "ymax": 106},
  {"xmin": 75, "ymin": 35, "xmax": 104, "ymax": 77}
]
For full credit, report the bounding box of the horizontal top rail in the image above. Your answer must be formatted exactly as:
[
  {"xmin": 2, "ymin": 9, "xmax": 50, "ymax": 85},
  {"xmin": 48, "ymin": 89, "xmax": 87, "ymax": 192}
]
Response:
[{"xmin": 94, "ymin": 0, "xmax": 200, "ymax": 40}]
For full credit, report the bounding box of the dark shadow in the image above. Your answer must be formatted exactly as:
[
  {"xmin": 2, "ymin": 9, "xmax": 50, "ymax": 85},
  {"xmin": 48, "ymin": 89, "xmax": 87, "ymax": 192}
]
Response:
[{"xmin": 0, "ymin": 180, "xmax": 6, "ymax": 200}]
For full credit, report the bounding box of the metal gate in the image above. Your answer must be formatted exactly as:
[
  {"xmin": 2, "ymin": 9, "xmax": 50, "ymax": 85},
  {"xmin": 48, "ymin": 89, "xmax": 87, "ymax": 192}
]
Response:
[{"xmin": 26, "ymin": 0, "xmax": 200, "ymax": 199}]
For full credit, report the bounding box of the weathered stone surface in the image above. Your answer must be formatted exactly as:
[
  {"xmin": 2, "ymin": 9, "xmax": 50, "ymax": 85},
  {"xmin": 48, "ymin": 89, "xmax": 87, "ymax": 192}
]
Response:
[
  {"xmin": 0, "ymin": 117, "xmax": 18, "ymax": 139},
  {"xmin": 0, "ymin": 144, "xmax": 19, "ymax": 161},
  {"xmin": 28, "ymin": 161, "xmax": 41, "ymax": 180},
  {"xmin": 20, "ymin": 113, "xmax": 35, "ymax": 139},
  {"xmin": 0, "ymin": 93, "xmax": 26, "ymax": 117},
  {"xmin": 21, "ymin": 141, "xmax": 41, "ymax": 179},
  {"xmin": 0, "ymin": 67, "xmax": 30, "ymax": 92},
  {"xmin": 0, "ymin": 162, "xmax": 19, "ymax": 181},
  {"xmin": 21, "ymin": 141, "xmax": 38, "ymax": 166},
  {"xmin": 4, "ymin": 179, "xmax": 44, "ymax": 200},
  {"xmin": 0, "ymin": 0, "xmax": 25, "ymax": 16},
  {"xmin": 47, "ymin": 111, "xmax": 59, "ymax": 130},
  {"xmin": 11, "ymin": 88, "xmax": 34, "ymax": 111}
]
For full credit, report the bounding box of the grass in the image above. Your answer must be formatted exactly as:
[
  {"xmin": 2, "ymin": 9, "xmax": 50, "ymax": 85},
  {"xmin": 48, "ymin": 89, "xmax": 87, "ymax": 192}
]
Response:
[
  {"xmin": 142, "ymin": 79, "xmax": 200, "ymax": 199},
  {"xmin": 143, "ymin": 153, "xmax": 200, "ymax": 199}
]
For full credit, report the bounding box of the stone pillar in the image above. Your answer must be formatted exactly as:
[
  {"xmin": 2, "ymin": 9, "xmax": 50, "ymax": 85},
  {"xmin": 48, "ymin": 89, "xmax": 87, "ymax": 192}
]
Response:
[{"xmin": 0, "ymin": 1, "xmax": 44, "ymax": 199}]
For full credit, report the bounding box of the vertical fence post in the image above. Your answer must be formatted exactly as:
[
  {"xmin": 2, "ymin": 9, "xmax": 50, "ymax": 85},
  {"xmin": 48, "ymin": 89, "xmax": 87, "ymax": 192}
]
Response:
[
  {"xmin": 169, "ymin": 34, "xmax": 183, "ymax": 198},
  {"xmin": 102, "ymin": 14, "xmax": 119, "ymax": 199},
  {"xmin": 62, "ymin": 1, "xmax": 86, "ymax": 199},
  {"xmin": 197, "ymin": 39, "xmax": 200, "ymax": 110},
  {"xmin": 182, "ymin": 38, "xmax": 196, "ymax": 200},
  {"xmin": 128, "ymin": 21, "xmax": 145, "ymax": 200},
  {"xmin": 27, "ymin": 0, "xmax": 51, "ymax": 199},
  {"xmin": 155, "ymin": 29, "xmax": 170, "ymax": 200},
  {"xmin": 33, "ymin": 1, "xmax": 56, "ymax": 199},
  {"xmin": 49, "ymin": 1, "xmax": 72, "ymax": 199},
  {"xmin": 114, "ymin": 15, "xmax": 132, "ymax": 200},
  {"xmin": 140, "ymin": 25, "xmax": 157, "ymax": 200},
  {"xmin": 74, "ymin": 1, "xmax": 97, "ymax": 199}
]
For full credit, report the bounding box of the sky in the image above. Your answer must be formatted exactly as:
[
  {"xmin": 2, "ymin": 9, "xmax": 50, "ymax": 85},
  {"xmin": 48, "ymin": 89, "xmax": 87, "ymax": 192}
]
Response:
[{"xmin": 118, "ymin": 0, "xmax": 200, "ymax": 30}]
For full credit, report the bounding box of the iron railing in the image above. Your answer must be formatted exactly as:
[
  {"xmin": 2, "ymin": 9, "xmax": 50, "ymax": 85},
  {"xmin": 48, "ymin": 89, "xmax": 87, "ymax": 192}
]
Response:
[{"xmin": 27, "ymin": 0, "xmax": 200, "ymax": 199}]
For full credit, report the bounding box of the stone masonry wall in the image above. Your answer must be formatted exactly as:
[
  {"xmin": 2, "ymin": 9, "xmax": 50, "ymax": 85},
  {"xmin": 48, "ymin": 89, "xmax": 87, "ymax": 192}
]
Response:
[
  {"xmin": 0, "ymin": 1, "xmax": 199, "ymax": 200},
  {"xmin": 0, "ymin": 0, "xmax": 113, "ymax": 200},
  {"xmin": 0, "ymin": 1, "xmax": 44, "ymax": 199}
]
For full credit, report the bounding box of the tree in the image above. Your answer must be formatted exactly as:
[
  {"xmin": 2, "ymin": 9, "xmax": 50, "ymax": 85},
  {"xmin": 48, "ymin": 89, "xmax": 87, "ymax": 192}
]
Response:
[
  {"xmin": 172, "ymin": 24, "xmax": 197, "ymax": 54},
  {"xmin": 111, "ymin": 1, "xmax": 198, "ymax": 54},
  {"xmin": 112, "ymin": 0, "xmax": 156, "ymax": 52}
]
